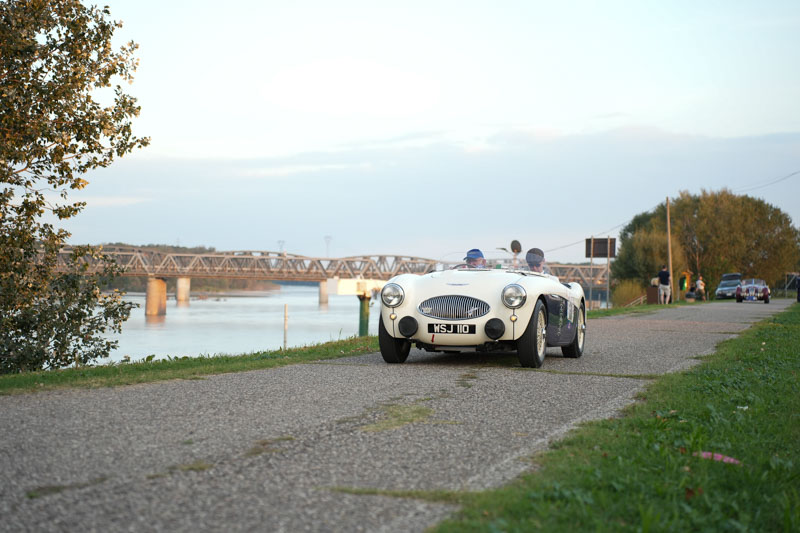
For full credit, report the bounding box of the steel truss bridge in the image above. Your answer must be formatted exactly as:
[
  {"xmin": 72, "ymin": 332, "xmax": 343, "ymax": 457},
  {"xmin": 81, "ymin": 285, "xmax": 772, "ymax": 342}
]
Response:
[
  {"xmin": 56, "ymin": 246, "xmax": 437, "ymax": 281},
  {"xmin": 57, "ymin": 246, "xmax": 609, "ymax": 288}
]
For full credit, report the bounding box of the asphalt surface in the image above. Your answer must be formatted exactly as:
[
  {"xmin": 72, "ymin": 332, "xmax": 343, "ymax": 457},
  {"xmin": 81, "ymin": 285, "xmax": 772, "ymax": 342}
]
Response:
[{"xmin": 0, "ymin": 299, "xmax": 791, "ymax": 532}]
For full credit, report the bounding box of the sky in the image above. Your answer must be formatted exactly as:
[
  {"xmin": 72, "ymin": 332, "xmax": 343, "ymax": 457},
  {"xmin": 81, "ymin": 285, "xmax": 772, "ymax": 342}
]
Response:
[{"xmin": 65, "ymin": 0, "xmax": 800, "ymax": 264}]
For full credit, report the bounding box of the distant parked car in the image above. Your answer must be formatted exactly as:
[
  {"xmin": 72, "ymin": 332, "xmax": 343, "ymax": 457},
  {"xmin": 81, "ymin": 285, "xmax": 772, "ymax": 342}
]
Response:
[
  {"xmin": 720, "ymin": 272, "xmax": 742, "ymax": 282},
  {"xmin": 737, "ymin": 278, "xmax": 770, "ymax": 303},
  {"xmin": 715, "ymin": 279, "xmax": 741, "ymax": 299}
]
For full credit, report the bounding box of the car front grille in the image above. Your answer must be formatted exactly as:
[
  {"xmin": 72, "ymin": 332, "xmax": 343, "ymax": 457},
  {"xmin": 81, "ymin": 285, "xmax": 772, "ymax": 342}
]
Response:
[{"xmin": 417, "ymin": 295, "xmax": 490, "ymax": 320}]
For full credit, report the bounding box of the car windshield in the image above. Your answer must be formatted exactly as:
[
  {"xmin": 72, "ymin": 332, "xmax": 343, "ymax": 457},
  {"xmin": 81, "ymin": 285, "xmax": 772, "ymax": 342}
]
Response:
[
  {"xmin": 718, "ymin": 280, "xmax": 739, "ymax": 288},
  {"xmin": 721, "ymin": 273, "xmax": 741, "ymax": 281}
]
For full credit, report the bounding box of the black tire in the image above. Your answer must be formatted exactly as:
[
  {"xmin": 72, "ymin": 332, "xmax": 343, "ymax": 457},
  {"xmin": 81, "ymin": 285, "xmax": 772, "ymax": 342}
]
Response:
[
  {"xmin": 736, "ymin": 296, "xmax": 742, "ymax": 303},
  {"xmin": 561, "ymin": 302, "xmax": 585, "ymax": 358},
  {"xmin": 378, "ymin": 316, "xmax": 411, "ymax": 364},
  {"xmin": 517, "ymin": 299, "xmax": 547, "ymax": 368},
  {"xmin": 765, "ymin": 296, "xmax": 770, "ymax": 304}
]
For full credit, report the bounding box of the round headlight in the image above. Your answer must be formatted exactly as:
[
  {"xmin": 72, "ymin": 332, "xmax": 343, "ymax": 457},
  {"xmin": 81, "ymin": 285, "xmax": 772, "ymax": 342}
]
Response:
[
  {"xmin": 381, "ymin": 283, "xmax": 405, "ymax": 307},
  {"xmin": 502, "ymin": 284, "xmax": 526, "ymax": 309}
]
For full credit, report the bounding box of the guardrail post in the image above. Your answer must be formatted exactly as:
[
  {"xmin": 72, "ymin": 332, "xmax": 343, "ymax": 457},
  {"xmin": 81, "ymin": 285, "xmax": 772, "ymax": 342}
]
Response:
[
  {"xmin": 358, "ymin": 295, "xmax": 370, "ymax": 336},
  {"xmin": 358, "ymin": 290, "xmax": 370, "ymax": 337}
]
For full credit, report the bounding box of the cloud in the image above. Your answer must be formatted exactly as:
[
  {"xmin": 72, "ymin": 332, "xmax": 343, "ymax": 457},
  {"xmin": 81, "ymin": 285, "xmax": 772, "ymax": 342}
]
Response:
[
  {"xmin": 238, "ymin": 162, "xmax": 373, "ymax": 178},
  {"xmin": 260, "ymin": 57, "xmax": 440, "ymax": 119},
  {"xmin": 80, "ymin": 196, "xmax": 152, "ymax": 207},
  {"xmin": 335, "ymin": 130, "xmax": 447, "ymax": 151},
  {"xmin": 592, "ymin": 111, "xmax": 631, "ymax": 120}
]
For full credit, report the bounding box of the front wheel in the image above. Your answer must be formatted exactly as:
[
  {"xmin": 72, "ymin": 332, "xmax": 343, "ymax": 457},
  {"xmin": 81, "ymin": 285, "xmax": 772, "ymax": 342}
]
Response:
[
  {"xmin": 561, "ymin": 302, "xmax": 585, "ymax": 358},
  {"xmin": 517, "ymin": 299, "xmax": 547, "ymax": 368},
  {"xmin": 379, "ymin": 316, "xmax": 411, "ymax": 363},
  {"xmin": 764, "ymin": 296, "xmax": 770, "ymax": 304}
]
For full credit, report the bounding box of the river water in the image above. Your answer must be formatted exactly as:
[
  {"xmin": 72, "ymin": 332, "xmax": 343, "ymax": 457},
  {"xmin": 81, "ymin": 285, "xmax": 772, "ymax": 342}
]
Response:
[{"xmin": 107, "ymin": 284, "xmax": 380, "ymax": 363}]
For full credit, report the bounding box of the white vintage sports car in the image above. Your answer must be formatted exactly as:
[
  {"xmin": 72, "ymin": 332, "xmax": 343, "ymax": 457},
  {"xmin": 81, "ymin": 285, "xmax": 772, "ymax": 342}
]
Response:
[{"xmin": 378, "ymin": 266, "xmax": 586, "ymax": 367}]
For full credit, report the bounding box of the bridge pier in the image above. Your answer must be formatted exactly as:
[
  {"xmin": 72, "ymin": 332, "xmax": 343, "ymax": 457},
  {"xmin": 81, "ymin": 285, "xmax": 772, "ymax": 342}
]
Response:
[
  {"xmin": 176, "ymin": 277, "xmax": 191, "ymax": 305},
  {"xmin": 145, "ymin": 277, "xmax": 167, "ymax": 316},
  {"xmin": 318, "ymin": 280, "xmax": 328, "ymax": 305}
]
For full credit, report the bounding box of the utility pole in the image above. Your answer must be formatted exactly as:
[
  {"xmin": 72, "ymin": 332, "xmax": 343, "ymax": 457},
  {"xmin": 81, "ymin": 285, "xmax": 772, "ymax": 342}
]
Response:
[
  {"xmin": 589, "ymin": 236, "xmax": 594, "ymax": 309},
  {"xmin": 606, "ymin": 236, "xmax": 611, "ymax": 309},
  {"xmin": 666, "ymin": 197, "xmax": 674, "ymax": 303}
]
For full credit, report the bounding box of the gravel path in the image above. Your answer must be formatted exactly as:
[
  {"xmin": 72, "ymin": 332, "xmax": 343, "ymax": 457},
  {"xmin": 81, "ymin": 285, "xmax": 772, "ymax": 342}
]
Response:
[{"xmin": 0, "ymin": 299, "xmax": 790, "ymax": 532}]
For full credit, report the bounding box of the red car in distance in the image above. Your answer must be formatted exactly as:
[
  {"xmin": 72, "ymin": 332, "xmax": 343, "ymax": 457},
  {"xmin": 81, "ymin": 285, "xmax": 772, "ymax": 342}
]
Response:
[{"xmin": 736, "ymin": 278, "xmax": 770, "ymax": 304}]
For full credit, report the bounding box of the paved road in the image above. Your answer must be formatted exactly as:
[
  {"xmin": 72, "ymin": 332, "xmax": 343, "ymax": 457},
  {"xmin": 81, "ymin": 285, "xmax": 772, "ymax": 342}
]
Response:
[{"xmin": 0, "ymin": 299, "xmax": 791, "ymax": 532}]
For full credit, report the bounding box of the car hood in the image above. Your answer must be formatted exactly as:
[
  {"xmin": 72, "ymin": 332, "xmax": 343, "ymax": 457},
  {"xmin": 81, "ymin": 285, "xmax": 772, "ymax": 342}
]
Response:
[{"xmin": 390, "ymin": 269, "xmax": 548, "ymax": 300}]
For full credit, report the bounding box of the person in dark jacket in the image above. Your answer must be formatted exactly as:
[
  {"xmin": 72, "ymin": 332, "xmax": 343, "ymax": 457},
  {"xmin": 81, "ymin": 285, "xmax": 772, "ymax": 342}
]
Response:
[{"xmin": 657, "ymin": 265, "xmax": 671, "ymax": 304}]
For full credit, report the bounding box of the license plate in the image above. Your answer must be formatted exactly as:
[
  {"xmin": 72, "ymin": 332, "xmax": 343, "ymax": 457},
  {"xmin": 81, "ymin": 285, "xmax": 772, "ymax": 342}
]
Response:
[{"xmin": 427, "ymin": 323, "xmax": 476, "ymax": 334}]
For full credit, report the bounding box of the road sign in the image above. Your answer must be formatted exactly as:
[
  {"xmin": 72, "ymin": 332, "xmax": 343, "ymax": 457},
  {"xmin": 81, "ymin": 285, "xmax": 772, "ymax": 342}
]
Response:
[{"xmin": 586, "ymin": 238, "xmax": 616, "ymax": 258}]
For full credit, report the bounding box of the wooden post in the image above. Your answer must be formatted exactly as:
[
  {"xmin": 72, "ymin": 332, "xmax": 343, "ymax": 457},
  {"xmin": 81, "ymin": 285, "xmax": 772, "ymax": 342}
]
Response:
[
  {"xmin": 606, "ymin": 236, "xmax": 611, "ymax": 309},
  {"xmin": 666, "ymin": 197, "xmax": 674, "ymax": 304},
  {"xmin": 589, "ymin": 236, "xmax": 594, "ymax": 309},
  {"xmin": 358, "ymin": 293, "xmax": 370, "ymax": 336},
  {"xmin": 283, "ymin": 304, "xmax": 288, "ymax": 351}
]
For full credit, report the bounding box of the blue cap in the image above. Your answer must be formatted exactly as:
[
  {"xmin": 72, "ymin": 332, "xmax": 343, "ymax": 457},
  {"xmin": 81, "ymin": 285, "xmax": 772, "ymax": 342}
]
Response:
[{"xmin": 464, "ymin": 249, "xmax": 484, "ymax": 260}]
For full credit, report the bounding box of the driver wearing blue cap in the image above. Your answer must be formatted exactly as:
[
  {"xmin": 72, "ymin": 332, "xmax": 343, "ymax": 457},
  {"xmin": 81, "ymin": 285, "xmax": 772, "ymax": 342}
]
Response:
[{"xmin": 464, "ymin": 248, "xmax": 486, "ymax": 268}]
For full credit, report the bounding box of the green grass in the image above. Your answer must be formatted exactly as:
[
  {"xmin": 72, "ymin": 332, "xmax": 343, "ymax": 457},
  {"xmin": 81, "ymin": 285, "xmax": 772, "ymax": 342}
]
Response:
[
  {"xmin": 587, "ymin": 299, "xmax": 710, "ymax": 319},
  {"xmin": 360, "ymin": 404, "xmax": 436, "ymax": 432},
  {"xmin": 26, "ymin": 476, "xmax": 109, "ymax": 499},
  {"xmin": 430, "ymin": 302, "xmax": 800, "ymax": 532},
  {"xmin": 587, "ymin": 306, "xmax": 658, "ymax": 319},
  {"xmin": 0, "ymin": 336, "xmax": 379, "ymax": 395}
]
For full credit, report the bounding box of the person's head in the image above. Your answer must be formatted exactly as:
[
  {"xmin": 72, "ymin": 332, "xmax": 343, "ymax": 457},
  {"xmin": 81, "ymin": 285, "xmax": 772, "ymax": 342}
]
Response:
[
  {"xmin": 526, "ymin": 248, "xmax": 545, "ymax": 272},
  {"xmin": 464, "ymin": 248, "xmax": 486, "ymax": 268},
  {"xmin": 661, "ymin": 265, "xmax": 667, "ymax": 271}
]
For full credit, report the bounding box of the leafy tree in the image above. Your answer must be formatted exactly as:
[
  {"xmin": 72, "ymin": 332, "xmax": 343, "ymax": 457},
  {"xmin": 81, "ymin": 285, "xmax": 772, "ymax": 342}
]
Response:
[
  {"xmin": 611, "ymin": 205, "xmax": 688, "ymax": 288},
  {"xmin": 1, "ymin": 1, "xmax": 148, "ymax": 373},
  {"xmin": 613, "ymin": 190, "xmax": 800, "ymax": 294}
]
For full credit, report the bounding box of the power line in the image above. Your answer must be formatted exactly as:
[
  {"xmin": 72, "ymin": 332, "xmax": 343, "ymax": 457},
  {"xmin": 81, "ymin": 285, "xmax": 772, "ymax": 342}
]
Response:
[
  {"xmin": 544, "ymin": 202, "xmax": 663, "ymax": 254},
  {"xmin": 546, "ymin": 169, "xmax": 799, "ymax": 256},
  {"xmin": 733, "ymin": 169, "xmax": 800, "ymax": 193}
]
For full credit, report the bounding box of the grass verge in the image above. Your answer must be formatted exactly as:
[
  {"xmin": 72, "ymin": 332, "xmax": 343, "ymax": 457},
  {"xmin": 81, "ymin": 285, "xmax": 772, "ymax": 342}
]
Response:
[
  {"xmin": 587, "ymin": 299, "xmax": 710, "ymax": 319},
  {"xmin": 0, "ymin": 336, "xmax": 379, "ymax": 395},
  {"xmin": 430, "ymin": 302, "xmax": 800, "ymax": 532}
]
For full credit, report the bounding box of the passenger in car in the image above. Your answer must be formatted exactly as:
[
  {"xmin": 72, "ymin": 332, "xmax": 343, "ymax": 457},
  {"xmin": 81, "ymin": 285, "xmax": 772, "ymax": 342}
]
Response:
[
  {"xmin": 525, "ymin": 248, "xmax": 546, "ymax": 273},
  {"xmin": 464, "ymin": 248, "xmax": 487, "ymax": 268}
]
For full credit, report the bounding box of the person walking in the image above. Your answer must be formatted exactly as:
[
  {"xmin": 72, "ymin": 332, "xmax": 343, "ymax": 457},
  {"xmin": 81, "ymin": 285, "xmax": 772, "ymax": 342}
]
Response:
[
  {"xmin": 696, "ymin": 275, "xmax": 706, "ymax": 301},
  {"xmin": 658, "ymin": 265, "xmax": 671, "ymax": 304}
]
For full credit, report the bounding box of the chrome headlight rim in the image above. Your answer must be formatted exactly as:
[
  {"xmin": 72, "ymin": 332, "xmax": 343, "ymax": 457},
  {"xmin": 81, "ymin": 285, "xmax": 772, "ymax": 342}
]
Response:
[
  {"xmin": 502, "ymin": 284, "xmax": 527, "ymax": 309},
  {"xmin": 381, "ymin": 283, "xmax": 405, "ymax": 307}
]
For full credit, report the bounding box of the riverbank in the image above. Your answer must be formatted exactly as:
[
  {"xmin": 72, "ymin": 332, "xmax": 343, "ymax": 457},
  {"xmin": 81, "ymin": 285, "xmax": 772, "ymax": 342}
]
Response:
[{"xmin": 0, "ymin": 336, "xmax": 379, "ymax": 396}]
